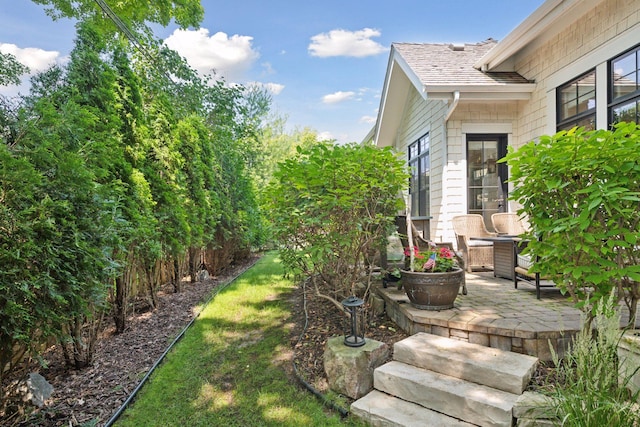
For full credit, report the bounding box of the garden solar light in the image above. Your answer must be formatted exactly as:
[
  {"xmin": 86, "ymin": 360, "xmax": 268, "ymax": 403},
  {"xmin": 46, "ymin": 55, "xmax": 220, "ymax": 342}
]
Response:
[{"xmin": 342, "ymin": 296, "xmax": 365, "ymax": 347}]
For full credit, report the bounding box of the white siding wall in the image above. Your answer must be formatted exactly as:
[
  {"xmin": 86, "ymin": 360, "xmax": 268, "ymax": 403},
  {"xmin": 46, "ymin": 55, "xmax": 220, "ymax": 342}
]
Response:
[
  {"xmin": 395, "ymin": 88, "xmax": 448, "ymax": 241},
  {"xmin": 440, "ymin": 103, "xmax": 519, "ymax": 243},
  {"xmin": 514, "ymin": 0, "xmax": 640, "ymax": 145}
]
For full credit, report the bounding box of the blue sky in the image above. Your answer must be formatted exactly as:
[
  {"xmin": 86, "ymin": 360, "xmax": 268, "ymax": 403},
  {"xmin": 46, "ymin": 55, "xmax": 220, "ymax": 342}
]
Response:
[{"xmin": 1, "ymin": 1, "xmax": 545, "ymax": 144}]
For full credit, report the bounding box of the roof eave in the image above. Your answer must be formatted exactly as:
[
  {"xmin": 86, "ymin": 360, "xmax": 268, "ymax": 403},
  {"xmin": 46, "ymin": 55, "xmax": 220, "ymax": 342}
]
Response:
[
  {"xmin": 374, "ymin": 46, "xmax": 425, "ymax": 147},
  {"xmin": 423, "ymin": 84, "xmax": 536, "ymax": 100},
  {"xmin": 474, "ymin": 0, "xmax": 603, "ymax": 71}
]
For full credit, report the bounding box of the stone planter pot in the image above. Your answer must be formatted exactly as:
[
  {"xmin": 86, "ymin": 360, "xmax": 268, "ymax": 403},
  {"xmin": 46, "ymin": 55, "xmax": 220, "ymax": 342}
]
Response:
[
  {"xmin": 618, "ymin": 330, "xmax": 640, "ymax": 394},
  {"xmin": 400, "ymin": 268, "xmax": 464, "ymax": 310}
]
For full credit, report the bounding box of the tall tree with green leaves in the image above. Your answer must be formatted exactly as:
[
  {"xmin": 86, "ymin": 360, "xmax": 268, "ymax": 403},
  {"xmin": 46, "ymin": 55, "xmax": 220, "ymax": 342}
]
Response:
[
  {"xmin": 109, "ymin": 41, "xmax": 161, "ymax": 332},
  {"xmin": 52, "ymin": 22, "xmax": 125, "ymax": 368},
  {"xmin": 0, "ymin": 51, "xmax": 28, "ymax": 87},
  {"xmin": 31, "ymin": 0, "xmax": 204, "ymax": 32}
]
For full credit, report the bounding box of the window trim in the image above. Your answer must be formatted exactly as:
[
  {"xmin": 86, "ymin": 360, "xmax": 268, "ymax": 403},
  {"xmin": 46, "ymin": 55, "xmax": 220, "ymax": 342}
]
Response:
[
  {"xmin": 608, "ymin": 43, "xmax": 640, "ymax": 126},
  {"xmin": 556, "ymin": 69, "xmax": 597, "ymax": 131}
]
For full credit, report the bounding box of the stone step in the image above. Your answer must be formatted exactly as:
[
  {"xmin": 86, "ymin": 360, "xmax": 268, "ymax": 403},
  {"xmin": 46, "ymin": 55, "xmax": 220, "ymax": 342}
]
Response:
[
  {"xmin": 375, "ymin": 361, "xmax": 519, "ymax": 427},
  {"xmin": 393, "ymin": 332, "xmax": 538, "ymax": 394},
  {"xmin": 351, "ymin": 390, "xmax": 478, "ymax": 427}
]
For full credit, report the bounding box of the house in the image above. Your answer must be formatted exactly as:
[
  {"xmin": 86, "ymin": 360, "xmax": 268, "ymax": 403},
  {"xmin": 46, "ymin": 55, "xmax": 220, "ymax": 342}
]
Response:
[{"xmin": 371, "ymin": 0, "xmax": 640, "ymax": 244}]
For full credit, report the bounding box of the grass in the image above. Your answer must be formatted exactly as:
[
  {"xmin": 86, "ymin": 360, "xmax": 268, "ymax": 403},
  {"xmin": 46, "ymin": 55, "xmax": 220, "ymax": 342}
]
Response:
[{"xmin": 115, "ymin": 252, "xmax": 365, "ymax": 427}]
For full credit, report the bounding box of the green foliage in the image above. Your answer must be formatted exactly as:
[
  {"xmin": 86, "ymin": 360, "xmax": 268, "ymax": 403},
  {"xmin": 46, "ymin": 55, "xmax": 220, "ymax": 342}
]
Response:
[
  {"xmin": 31, "ymin": 0, "xmax": 204, "ymax": 32},
  {"xmin": 253, "ymin": 120, "xmax": 328, "ymax": 191},
  {"xmin": 504, "ymin": 123, "xmax": 640, "ymax": 327},
  {"xmin": 541, "ymin": 292, "xmax": 640, "ymax": 426},
  {"xmin": 0, "ymin": 51, "xmax": 29, "ymax": 86},
  {"xmin": 0, "ymin": 89, "xmax": 120, "ymax": 372},
  {"xmin": 266, "ymin": 142, "xmax": 409, "ymax": 314},
  {"xmin": 1, "ymin": 13, "xmax": 269, "ymax": 398}
]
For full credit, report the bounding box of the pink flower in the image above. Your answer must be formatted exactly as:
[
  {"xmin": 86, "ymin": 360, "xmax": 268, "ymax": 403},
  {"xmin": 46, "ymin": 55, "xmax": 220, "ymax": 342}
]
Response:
[
  {"xmin": 404, "ymin": 246, "xmax": 420, "ymax": 257},
  {"xmin": 439, "ymin": 247, "xmax": 453, "ymax": 259}
]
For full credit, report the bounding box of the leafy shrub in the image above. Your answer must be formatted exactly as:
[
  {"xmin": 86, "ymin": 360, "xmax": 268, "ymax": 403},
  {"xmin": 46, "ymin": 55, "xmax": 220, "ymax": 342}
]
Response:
[
  {"xmin": 266, "ymin": 142, "xmax": 408, "ymax": 316},
  {"xmin": 504, "ymin": 123, "xmax": 640, "ymax": 329}
]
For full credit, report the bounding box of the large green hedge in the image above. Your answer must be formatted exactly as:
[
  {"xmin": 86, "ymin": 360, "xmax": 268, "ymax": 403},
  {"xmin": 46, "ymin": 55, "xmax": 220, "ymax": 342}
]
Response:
[{"xmin": 0, "ymin": 19, "xmax": 269, "ymax": 396}]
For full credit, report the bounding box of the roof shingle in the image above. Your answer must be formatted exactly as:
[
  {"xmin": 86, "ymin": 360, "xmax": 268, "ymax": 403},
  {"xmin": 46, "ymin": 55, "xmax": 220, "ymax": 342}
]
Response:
[{"xmin": 393, "ymin": 39, "xmax": 532, "ymax": 86}]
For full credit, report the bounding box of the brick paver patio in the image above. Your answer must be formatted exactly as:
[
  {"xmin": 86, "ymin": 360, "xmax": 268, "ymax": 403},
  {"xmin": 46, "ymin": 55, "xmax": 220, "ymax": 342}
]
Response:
[{"xmin": 377, "ymin": 272, "xmax": 640, "ymax": 361}]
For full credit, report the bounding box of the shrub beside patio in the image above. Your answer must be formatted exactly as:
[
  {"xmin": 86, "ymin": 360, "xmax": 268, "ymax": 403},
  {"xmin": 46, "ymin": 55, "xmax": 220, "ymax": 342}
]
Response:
[
  {"xmin": 504, "ymin": 122, "xmax": 640, "ymax": 331},
  {"xmin": 505, "ymin": 123, "xmax": 640, "ymax": 425}
]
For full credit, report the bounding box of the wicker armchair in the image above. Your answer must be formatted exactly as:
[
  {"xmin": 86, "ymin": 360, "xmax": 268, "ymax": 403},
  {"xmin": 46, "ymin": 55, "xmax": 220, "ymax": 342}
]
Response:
[
  {"xmin": 452, "ymin": 214, "xmax": 497, "ymax": 273},
  {"xmin": 491, "ymin": 213, "xmax": 529, "ymax": 235}
]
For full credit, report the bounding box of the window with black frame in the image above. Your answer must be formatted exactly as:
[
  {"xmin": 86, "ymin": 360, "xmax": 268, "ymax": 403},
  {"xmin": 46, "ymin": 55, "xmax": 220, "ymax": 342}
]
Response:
[
  {"xmin": 557, "ymin": 70, "xmax": 596, "ymax": 131},
  {"xmin": 408, "ymin": 133, "xmax": 430, "ymax": 218},
  {"xmin": 609, "ymin": 44, "xmax": 640, "ymax": 125}
]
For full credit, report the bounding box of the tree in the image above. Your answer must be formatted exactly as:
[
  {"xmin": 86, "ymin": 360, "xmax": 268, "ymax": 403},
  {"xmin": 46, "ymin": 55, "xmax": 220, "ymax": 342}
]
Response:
[
  {"xmin": 266, "ymin": 142, "xmax": 408, "ymax": 321},
  {"xmin": 31, "ymin": 0, "xmax": 203, "ymax": 32},
  {"xmin": 44, "ymin": 22, "xmax": 124, "ymax": 368},
  {"xmin": 1, "ymin": 7, "xmax": 273, "ymax": 404},
  {"xmin": 504, "ymin": 123, "xmax": 640, "ymax": 330},
  {"xmin": 109, "ymin": 41, "xmax": 161, "ymax": 333},
  {"xmin": 0, "ymin": 52, "xmax": 29, "ymax": 87}
]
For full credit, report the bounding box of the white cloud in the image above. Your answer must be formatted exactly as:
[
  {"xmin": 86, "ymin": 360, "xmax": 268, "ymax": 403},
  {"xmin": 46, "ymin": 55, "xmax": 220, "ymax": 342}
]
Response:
[
  {"xmin": 359, "ymin": 115, "xmax": 377, "ymax": 124},
  {"xmin": 322, "ymin": 91, "xmax": 355, "ymax": 104},
  {"xmin": 248, "ymin": 81, "xmax": 285, "ymax": 95},
  {"xmin": 317, "ymin": 131, "xmax": 335, "ymax": 142},
  {"xmin": 164, "ymin": 28, "xmax": 259, "ymax": 82},
  {"xmin": 0, "ymin": 44, "xmax": 64, "ymax": 96},
  {"xmin": 261, "ymin": 62, "xmax": 275, "ymax": 75},
  {"xmin": 0, "ymin": 43, "xmax": 61, "ymax": 72},
  {"xmin": 308, "ymin": 28, "xmax": 386, "ymax": 58}
]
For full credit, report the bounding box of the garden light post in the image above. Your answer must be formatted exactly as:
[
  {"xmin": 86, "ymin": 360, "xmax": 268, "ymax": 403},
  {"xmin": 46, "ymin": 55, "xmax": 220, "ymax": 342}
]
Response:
[{"xmin": 342, "ymin": 296, "xmax": 365, "ymax": 347}]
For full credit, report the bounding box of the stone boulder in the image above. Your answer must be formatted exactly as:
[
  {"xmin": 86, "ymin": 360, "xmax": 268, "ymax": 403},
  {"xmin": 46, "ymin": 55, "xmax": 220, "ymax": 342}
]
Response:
[{"xmin": 323, "ymin": 336, "xmax": 389, "ymax": 399}]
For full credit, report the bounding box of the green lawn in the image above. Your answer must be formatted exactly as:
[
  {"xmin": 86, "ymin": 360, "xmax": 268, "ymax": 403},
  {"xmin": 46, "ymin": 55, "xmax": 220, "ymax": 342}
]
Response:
[{"xmin": 115, "ymin": 252, "xmax": 364, "ymax": 427}]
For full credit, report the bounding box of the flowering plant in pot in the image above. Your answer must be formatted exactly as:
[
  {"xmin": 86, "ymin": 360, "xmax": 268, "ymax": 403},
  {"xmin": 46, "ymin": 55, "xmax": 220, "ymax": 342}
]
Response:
[
  {"xmin": 405, "ymin": 243, "xmax": 459, "ymax": 273},
  {"xmin": 401, "ymin": 243, "xmax": 464, "ymax": 310}
]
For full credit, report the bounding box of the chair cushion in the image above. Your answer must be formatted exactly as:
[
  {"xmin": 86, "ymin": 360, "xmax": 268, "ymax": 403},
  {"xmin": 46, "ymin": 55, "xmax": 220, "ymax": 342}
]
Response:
[
  {"xmin": 517, "ymin": 254, "xmax": 533, "ymax": 269},
  {"xmin": 467, "ymin": 239, "xmax": 493, "ymax": 247}
]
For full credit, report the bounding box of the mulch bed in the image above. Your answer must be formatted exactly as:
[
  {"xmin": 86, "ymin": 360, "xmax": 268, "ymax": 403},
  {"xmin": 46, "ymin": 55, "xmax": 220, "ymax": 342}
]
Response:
[
  {"xmin": 288, "ymin": 282, "xmax": 410, "ymax": 397},
  {"xmin": 4, "ymin": 256, "xmax": 260, "ymax": 427}
]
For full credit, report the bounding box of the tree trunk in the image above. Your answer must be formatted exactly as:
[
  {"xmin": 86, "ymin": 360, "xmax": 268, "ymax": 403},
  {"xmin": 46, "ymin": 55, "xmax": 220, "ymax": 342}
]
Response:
[
  {"xmin": 173, "ymin": 257, "xmax": 182, "ymax": 293},
  {"xmin": 114, "ymin": 275, "xmax": 127, "ymax": 334},
  {"xmin": 189, "ymin": 247, "xmax": 200, "ymax": 283}
]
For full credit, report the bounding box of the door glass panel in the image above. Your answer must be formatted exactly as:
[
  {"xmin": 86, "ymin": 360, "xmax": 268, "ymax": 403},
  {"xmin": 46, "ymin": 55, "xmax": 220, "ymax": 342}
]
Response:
[{"xmin": 467, "ymin": 136, "xmax": 507, "ymax": 230}]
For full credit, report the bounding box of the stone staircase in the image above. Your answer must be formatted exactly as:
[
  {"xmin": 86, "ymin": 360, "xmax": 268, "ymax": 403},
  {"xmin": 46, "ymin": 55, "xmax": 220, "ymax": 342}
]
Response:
[{"xmin": 351, "ymin": 333, "xmax": 539, "ymax": 426}]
